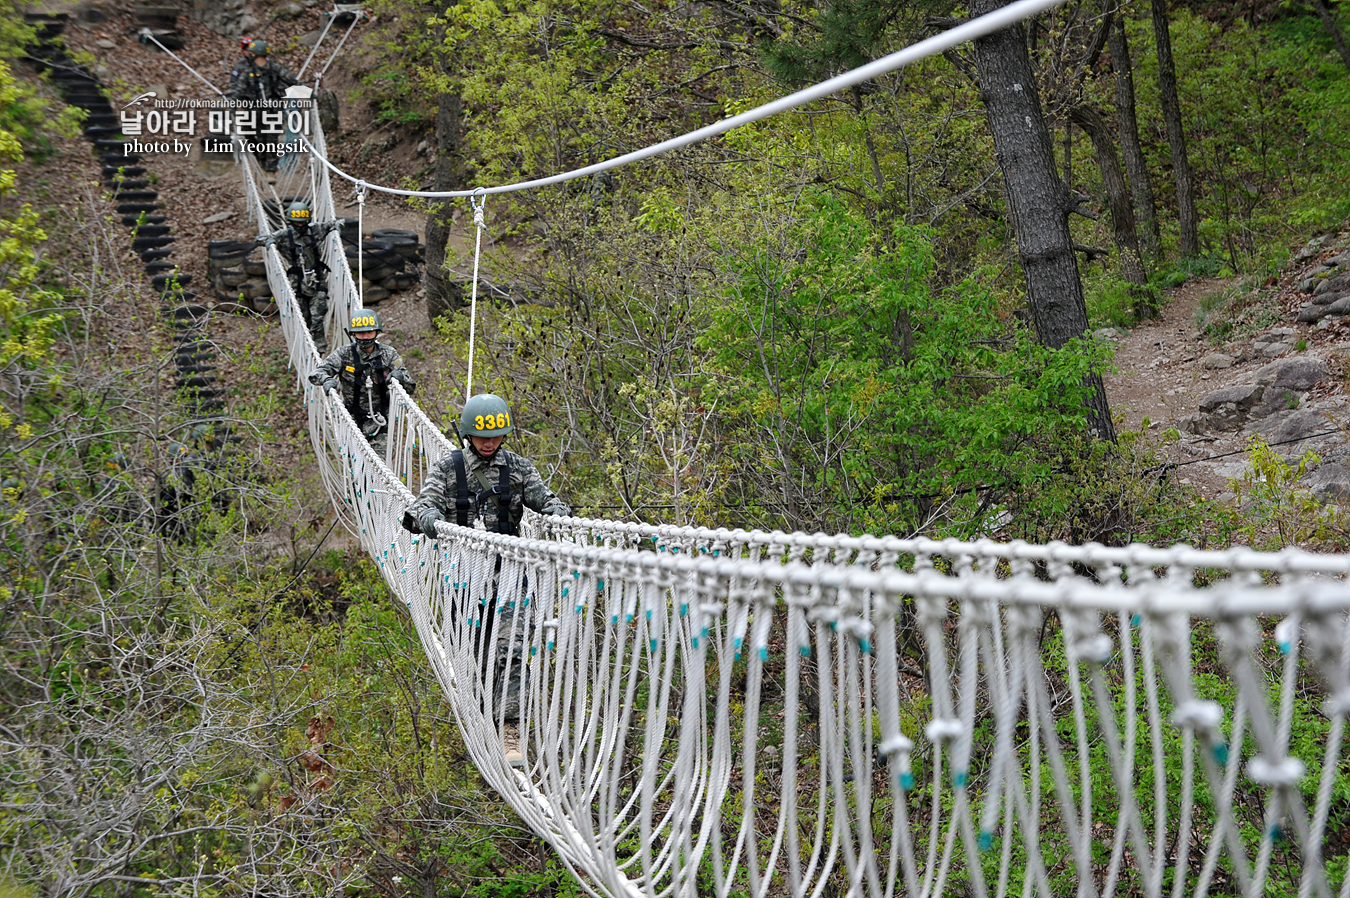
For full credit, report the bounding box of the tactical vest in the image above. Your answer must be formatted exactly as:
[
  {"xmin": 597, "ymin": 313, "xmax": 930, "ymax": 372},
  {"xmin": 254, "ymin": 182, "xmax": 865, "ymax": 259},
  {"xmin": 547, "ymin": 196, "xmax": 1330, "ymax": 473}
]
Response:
[
  {"xmin": 238, "ymin": 66, "xmax": 286, "ymax": 102},
  {"xmin": 282, "ymin": 230, "xmax": 325, "ymax": 286},
  {"xmin": 347, "ymin": 346, "xmax": 391, "ymax": 427},
  {"xmin": 450, "ymin": 449, "xmax": 515, "ymax": 535}
]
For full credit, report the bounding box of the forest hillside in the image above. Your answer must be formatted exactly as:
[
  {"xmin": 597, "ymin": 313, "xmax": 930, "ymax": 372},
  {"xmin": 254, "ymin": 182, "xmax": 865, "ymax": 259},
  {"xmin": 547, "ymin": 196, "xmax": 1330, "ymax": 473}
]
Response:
[{"xmin": 4, "ymin": 0, "xmax": 1350, "ymax": 894}]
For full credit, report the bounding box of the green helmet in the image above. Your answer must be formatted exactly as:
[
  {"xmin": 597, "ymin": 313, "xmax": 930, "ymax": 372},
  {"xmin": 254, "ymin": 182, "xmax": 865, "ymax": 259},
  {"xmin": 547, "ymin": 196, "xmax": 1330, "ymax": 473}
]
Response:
[
  {"xmin": 460, "ymin": 393, "xmax": 513, "ymax": 437},
  {"xmin": 247, "ymin": 38, "xmax": 269, "ymax": 56},
  {"xmin": 285, "ymin": 201, "xmax": 311, "ymax": 224},
  {"xmin": 348, "ymin": 309, "xmax": 382, "ymax": 333}
]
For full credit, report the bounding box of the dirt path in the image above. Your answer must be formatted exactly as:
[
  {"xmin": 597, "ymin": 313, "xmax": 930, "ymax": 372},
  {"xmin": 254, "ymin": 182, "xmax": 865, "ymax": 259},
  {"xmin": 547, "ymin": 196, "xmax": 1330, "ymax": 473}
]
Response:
[
  {"xmin": 37, "ymin": 2, "xmax": 1350, "ymax": 527},
  {"xmin": 1105, "ymin": 278, "xmax": 1217, "ymax": 433},
  {"xmin": 1105, "ymin": 257, "xmax": 1350, "ymax": 505}
]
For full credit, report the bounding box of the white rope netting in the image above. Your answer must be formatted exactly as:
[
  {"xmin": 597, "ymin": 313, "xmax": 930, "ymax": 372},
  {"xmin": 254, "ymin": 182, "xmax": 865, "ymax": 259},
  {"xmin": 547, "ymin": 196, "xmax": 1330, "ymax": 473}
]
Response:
[{"xmin": 236, "ymin": 111, "xmax": 1350, "ymax": 898}]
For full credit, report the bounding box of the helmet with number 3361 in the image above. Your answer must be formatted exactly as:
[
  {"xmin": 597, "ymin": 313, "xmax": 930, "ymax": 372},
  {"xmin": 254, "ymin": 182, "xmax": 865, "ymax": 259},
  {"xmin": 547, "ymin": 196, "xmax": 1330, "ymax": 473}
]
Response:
[{"xmin": 460, "ymin": 393, "xmax": 514, "ymax": 437}]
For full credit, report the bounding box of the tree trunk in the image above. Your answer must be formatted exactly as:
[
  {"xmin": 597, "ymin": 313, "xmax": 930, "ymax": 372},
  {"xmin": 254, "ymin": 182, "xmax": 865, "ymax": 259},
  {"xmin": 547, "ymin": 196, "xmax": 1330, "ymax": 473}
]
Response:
[
  {"xmin": 1150, "ymin": 0, "xmax": 1198, "ymax": 258},
  {"xmin": 1315, "ymin": 0, "xmax": 1350, "ymax": 72},
  {"xmin": 424, "ymin": 86, "xmax": 465, "ymax": 324},
  {"xmin": 1106, "ymin": 2, "xmax": 1160, "ymax": 259},
  {"xmin": 1062, "ymin": 117, "xmax": 1073, "ymax": 188},
  {"xmin": 1070, "ymin": 104, "xmax": 1153, "ymax": 315},
  {"xmin": 968, "ymin": 0, "xmax": 1115, "ymax": 441}
]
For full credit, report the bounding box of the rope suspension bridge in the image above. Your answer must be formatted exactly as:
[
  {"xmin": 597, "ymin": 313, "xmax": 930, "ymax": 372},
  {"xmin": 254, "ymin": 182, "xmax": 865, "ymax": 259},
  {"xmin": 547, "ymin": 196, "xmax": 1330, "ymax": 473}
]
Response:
[{"xmin": 208, "ymin": 2, "xmax": 1350, "ymax": 895}]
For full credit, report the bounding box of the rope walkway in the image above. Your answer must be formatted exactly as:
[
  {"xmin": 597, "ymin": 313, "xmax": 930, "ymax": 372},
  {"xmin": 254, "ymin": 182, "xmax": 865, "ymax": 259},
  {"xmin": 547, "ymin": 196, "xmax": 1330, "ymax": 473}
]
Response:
[{"xmin": 212, "ymin": 15, "xmax": 1350, "ymax": 897}]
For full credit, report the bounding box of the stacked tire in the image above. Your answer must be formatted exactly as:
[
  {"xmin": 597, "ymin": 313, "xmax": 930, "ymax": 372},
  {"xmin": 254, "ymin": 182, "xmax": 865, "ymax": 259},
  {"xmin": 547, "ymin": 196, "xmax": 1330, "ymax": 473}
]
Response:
[
  {"xmin": 208, "ymin": 239, "xmax": 275, "ymax": 314},
  {"xmin": 339, "ymin": 227, "xmax": 423, "ymax": 305}
]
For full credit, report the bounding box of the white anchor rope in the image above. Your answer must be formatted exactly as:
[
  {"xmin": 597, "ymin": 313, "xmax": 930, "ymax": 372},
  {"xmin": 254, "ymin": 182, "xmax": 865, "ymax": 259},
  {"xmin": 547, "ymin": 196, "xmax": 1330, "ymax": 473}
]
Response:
[
  {"xmin": 465, "ymin": 191, "xmax": 486, "ymax": 401},
  {"xmin": 237, "ymin": 101, "xmax": 1350, "ymax": 898},
  {"xmin": 296, "ymin": 7, "xmax": 338, "ymax": 80},
  {"xmin": 314, "ymin": 9, "xmax": 364, "ymax": 87}
]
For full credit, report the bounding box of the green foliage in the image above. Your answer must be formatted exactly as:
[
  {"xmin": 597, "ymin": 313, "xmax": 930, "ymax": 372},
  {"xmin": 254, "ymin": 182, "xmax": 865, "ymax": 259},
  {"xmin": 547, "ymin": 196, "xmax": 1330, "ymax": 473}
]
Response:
[
  {"xmin": 1127, "ymin": 9, "xmax": 1350, "ymax": 269},
  {"xmin": 1192, "ymin": 278, "xmax": 1281, "ymax": 344},
  {"xmin": 702, "ymin": 193, "xmax": 1112, "ymax": 537},
  {"xmin": 351, "ymin": 0, "xmax": 441, "ymax": 127},
  {"xmin": 760, "ymin": 0, "xmax": 919, "ymax": 84},
  {"xmin": 1084, "ymin": 270, "xmax": 1142, "ymax": 330},
  {"xmin": 1228, "ymin": 435, "xmax": 1347, "ymax": 548},
  {"xmin": 997, "ymin": 618, "xmax": 1350, "ymax": 897}
]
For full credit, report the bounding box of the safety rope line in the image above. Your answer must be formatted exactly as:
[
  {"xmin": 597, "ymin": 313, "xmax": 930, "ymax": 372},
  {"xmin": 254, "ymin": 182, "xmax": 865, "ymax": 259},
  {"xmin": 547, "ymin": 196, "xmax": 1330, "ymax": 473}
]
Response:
[
  {"xmin": 465, "ymin": 189, "xmax": 485, "ymax": 401},
  {"xmin": 315, "ymin": 9, "xmax": 364, "ymax": 88},
  {"xmin": 296, "ymin": 8, "xmax": 338, "ymax": 80},
  {"xmin": 356, "ymin": 181, "xmax": 366, "ymax": 307},
  {"xmin": 136, "ymin": 28, "xmax": 226, "ymax": 98},
  {"xmin": 294, "ymin": 0, "xmax": 1069, "ymax": 199}
]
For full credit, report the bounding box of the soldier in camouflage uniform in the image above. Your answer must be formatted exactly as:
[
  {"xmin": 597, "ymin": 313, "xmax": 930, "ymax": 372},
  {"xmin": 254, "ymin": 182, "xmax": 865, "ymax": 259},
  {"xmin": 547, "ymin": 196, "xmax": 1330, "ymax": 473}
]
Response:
[
  {"xmin": 401, "ymin": 393, "xmax": 571, "ymax": 727},
  {"xmin": 225, "ymin": 40, "xmax": 298, "ymax": 171},
  {"xmin": 258, "ymin": 200, "xmax": 340, "ymax": 353},
  {"xmin": 226, "ymin": 39, "xmax": 298, "ymax": 103},
  {"xmin": 227, "ymin": 35, "xmax": 255, "ymax": 98},
  {"xmin": 307, "ymin": 309, "xmax": 416, "ymax": 457}
]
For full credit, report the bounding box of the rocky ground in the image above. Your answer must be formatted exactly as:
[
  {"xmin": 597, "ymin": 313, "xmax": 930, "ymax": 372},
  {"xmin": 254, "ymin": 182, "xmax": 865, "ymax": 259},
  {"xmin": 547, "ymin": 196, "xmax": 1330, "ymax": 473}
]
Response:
[{"xmin": 1105, "ymin": 234, "xmax": 1350, "ymax": 507}]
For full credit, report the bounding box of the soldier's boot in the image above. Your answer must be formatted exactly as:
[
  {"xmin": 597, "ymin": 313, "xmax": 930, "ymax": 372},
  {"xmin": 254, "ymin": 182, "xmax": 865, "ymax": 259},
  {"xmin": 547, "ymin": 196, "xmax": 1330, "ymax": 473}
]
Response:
[
  {"xmin": 366, "ymin": 430, "xmax": 388, "ymax": 459},
  {"xmin": 502, "ymin": 723, "xmax": 524, "ymax": 768}
]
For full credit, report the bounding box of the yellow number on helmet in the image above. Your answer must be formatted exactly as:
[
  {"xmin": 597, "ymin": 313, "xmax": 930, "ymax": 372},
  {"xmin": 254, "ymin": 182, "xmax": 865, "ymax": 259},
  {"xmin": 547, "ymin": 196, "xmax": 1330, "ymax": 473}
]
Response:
[
  {"xmin": 493, "ymin": 413, "xmax": 503, "ymax": 428},
  {"xmin": 475, "ymin": 415, "xmax": 485, "ymax": 430}
]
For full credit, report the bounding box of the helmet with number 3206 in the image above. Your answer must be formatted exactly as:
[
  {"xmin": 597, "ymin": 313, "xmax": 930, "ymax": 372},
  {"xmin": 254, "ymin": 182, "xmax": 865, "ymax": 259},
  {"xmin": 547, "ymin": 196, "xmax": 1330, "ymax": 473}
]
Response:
[
  {"xmin": 460, "ymin": 393, "xmax": 513, "ymax": 437},
  {"xmin": 348, "ymin": 309, "xmax": 382, "ymax": 334}
]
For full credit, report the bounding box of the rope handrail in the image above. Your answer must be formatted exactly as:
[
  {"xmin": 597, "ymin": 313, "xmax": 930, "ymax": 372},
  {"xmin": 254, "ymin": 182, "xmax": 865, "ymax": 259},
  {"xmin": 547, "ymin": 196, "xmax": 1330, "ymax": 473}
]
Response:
[{"xmin": 536, "ymin": 515, "xmax": 1350, "ymax": 576}]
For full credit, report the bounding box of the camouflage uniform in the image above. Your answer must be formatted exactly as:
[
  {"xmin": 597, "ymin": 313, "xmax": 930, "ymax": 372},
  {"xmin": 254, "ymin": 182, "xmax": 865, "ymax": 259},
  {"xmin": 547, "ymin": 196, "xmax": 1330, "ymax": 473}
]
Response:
[
  {"xmin": 260, "ymin": 220, "xmax": 340, "ymax": 352},
  {"xmin": 225, "ymin": 59, "xmax": 298, "ymax": 102},
  {"xmin": 226, "ymin": 59, "xmax": 298, "ymax": 171},
  {"xmin": 227, "ymin": 56, "xmax": 251, "ymax": 97},
  {"xmin": 406, "ymin": 447, "xmax": 571, "ymax": 720},
  {"xmin": 406, "ymin": 448, "xmax": 571, "ymax": 536},
  {"xmin": 307, "ymin": 341, "xmax": 416, "ymax": 456}
]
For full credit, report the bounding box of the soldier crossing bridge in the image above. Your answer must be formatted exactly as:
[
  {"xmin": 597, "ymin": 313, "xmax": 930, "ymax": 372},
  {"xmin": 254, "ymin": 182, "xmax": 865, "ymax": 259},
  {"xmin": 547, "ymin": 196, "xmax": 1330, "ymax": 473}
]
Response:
[{"xmin": 219, "ymin": 2, "xmax": 1350, "ymax": 895}]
